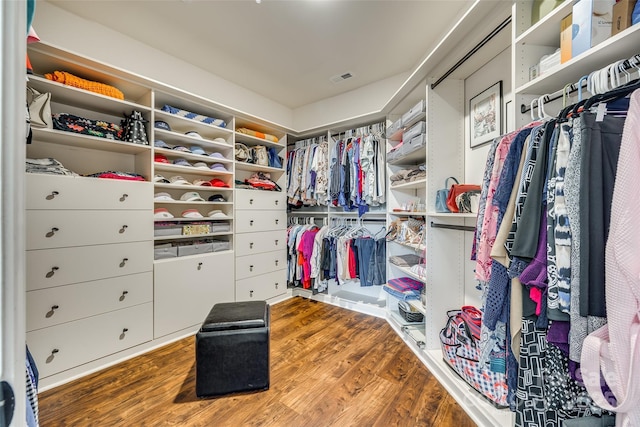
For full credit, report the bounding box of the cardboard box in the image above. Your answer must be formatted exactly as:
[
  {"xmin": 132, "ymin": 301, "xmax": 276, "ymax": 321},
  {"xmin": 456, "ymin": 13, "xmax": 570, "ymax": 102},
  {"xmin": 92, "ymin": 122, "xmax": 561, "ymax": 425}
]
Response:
[
  {"xmin": 560, "ymin": 14, "xmax": 572, "ymax": 63},
  {"xmin": 612, "ymin": 0, "xmax": 638, "ymax": 36},
  {"xmin": 572, "ymin": 0, "xmax": 616, "ymax": 58}
]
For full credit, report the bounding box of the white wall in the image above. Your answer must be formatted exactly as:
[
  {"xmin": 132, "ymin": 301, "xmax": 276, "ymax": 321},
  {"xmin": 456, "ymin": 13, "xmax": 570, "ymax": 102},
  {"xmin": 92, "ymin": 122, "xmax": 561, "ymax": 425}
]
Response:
[
  {"xmin": 463, "ymin": 47, "xmax": 512, "ymax": 184},
  {"xmin": 34, "ymin": 1, "xmax": 295, "ymax": 129}
]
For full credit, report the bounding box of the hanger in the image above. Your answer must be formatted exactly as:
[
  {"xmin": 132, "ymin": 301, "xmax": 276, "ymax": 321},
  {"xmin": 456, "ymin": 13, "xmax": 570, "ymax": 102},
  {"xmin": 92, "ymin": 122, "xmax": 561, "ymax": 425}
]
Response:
[
  {"xmin": 530, "ymin": 98, "xmax": 539, "ymax": 122},
  {"xmin": 583, "ymin": 77, "xmax": 640, "ymax": 110}
]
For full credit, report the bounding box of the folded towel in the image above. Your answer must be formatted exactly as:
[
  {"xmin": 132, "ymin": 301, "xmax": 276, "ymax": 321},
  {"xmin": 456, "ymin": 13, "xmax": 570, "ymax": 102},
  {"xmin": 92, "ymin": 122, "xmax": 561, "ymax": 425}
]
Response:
[
  {"xmin": 236, "ymin": 127, "xmax": 279, "ymax": 143},
  {"xmin": 45, "ymin": 71, "xmax": 124, "ymax": 100}
]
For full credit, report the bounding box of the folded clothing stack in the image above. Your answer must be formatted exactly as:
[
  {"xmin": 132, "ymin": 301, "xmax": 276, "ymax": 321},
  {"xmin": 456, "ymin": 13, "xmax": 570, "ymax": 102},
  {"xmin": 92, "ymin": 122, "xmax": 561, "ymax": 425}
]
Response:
[
  {"xmin": 26, "ymin": 157, "xmax": 77, "ymax": 176},
  {"xmin": 389, "ymin": 164, "xmax": 426, "ymax": 186},
  {"xmin": 161, "ymin": 104, "xmax": 226, "ymax": 128},
  {"xmin": 383, "ymin": 277, "xmax": 423, "ymax": 300},
  {"xmin": 236, "ymin": 127, "xmax": 279, "ymax": 143}
]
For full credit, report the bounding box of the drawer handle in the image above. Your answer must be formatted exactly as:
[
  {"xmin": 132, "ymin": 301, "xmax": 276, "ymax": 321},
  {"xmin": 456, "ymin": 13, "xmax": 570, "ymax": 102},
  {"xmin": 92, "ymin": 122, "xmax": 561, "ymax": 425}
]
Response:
[
  {"xmin": 46, "ymin": 191, "xmax": 59, "ymax": 200},
  {"xmin": 119, "ymin": 225, "xmax": 128, "ymax": 234},
  {"xmin": 120, "ymin": 291, "xmax": 128, "ymax": 301},
  {"xmin": 51, "ymin": 348, "xmax": 59, "ymax": 355},
  {"xmin": 249, "ymin": 198, "xmax": 254, "ymax": 205},
  {"xmin": 47, "ymin": 348, "xmax": 59, "ymax": 363},
  {"xmin": 122, "ymin": 328, "xmax": 129, "ymax": 333},
  {"xmin": 249, "ymin": 290, "xmax": 254, "ymax": 297},
  {"xmin": 197, "ymin": 262, "xmax": 203, "ymax": 270},
  {"xmin": 46, "ymin": 266, "xmax": 59, "ymax": 278},
  {"xmin": 275, "ymin": 259, "xmax": 279, "ymax": 266},
  {"xmin": 249, "ymin": 265, "xmax": 254, "ymax": 272},
  {"xmin": 275, "ymin": 200, "xmax": 279, "ymax": 205},
  {"xmin": 46, "ymin": 305, "xmax": 59, "ymax": 318},
  {"xmin": 120, "ymin": 328, "xmax": 129, "ymax": 340},
  {"xmin": 275, "ymin": 219, "xmax": 279, "ymax": 225},
  {"xmin": 250, "ymin": 220, "xmax": 254, "ymax": 226},
  {"xmin": 120, "ymin": 258, "xmax": 129, "ymax": 268},
  {"xmin": 275, "ymin": 282, "xmax": 279, "ymax": 289},
  {"xmin": 275, "ymin": 239, "xmax": 279, "ymax": 246},
  {"xmin": 120, "ymin": 193, "xmax": 129, "ymax": 202},
  {"xmin": 46, "ymin": 227, "xmax": 59, "ymax": 238},
  {"xmin": 250, "ymin": 242, "xmax": 254, "ymax": 249}
]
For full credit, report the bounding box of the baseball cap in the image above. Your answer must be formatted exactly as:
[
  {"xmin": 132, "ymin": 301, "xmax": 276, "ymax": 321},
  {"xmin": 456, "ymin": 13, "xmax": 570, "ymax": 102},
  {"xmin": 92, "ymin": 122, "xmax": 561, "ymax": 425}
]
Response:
[
  {"xmin": 207, "ymin": 210, "xmax": 228, "ymax": 219},
  {"xmin": 169, "ymin": 175, "xmax": 190, "ymax": 185},
  {"xmin": 171, "ymin": 145, "xmax": 191, "ymax": 153},
  {"xmin": 173, "ymin": 158, "xmax": 192, "ymax": 167},
  {"xmin": 185, "ymin": 131, "xmax": 203, "ymax": 139},
  {"xmin": 154, "ymin": 192, "xmax": 174, "ymax": 201},
  {"xmin": 154, "ymin": 139, "xmax": 170, "ymax": 149},
  {"xmin": 210, "ymin": 178, "xmax": 230, "ymax": 188},
  {"xmin": 153, "ymin": 174, "xmax": 170, "ymax": 183},
  {"xmin": 154, "ymin": 153, "xmax": 170, "ymax": 163},
  {"xmin": 154, "ymin": 208, "xmax": 174, "ymax": 219},
  {"xmin": 210, "ymin": 163, "xmax": 228, "ymax": 172},
  {"xmin": 180, "ymin": 191, "xmax": 205, "ymax": 202},
  {"xmin": 208, "ymin": 194, "xmax": 226, "ymax": 202},
  {"xmin": 190, "ymin": 146, "xmax": 207, "ymax": 155},
  {"xmin": 193, "ymin": 179, "xmax": 212, "ymax": 187},
  {"xmin": 212, "ymin": 137, "xmax": 227, "ymax": 144},
  {"xmin": 208, "ymin": 152, "xmax": 225, "ymax": 160},
  {"xmin": 193, "ymin": 162, "xmax": 209, "ymax": 170},
  {"xmin": 181, "ymin": 209, "xmax": 203, "ymax": 218},
  {"xmin": 154, "ymin": 121, "xmax": 171, "ymax": 131}
]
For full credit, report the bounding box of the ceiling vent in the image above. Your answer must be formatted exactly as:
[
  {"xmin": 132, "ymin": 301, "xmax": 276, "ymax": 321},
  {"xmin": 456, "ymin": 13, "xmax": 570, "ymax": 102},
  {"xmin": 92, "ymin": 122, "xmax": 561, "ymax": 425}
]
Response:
[{"xmin": 330, "ymin": 72, "xmax": 354, "ymax": 84}]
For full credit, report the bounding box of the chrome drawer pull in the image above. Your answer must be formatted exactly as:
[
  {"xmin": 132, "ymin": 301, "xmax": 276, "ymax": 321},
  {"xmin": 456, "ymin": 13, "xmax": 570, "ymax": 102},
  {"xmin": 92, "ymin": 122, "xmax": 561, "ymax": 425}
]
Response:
[
  {"xmin": 46, "ymin": 191, "xmax": 59, "ymax": 200},
  {"xmin": 275, "ymin": 282, "xmax": 279, "ymax": 289},
  {"xmin": 46, "ymin": 305, "xmax": 59, "ymax": 318},
  {"xmin": 250, "ymin": 220, "xmax": 254, "ymax": 226},
  {"xmin": 46, "ymin": 266, "xmax": 59, "ymax": 278},
  {"xmin": 119, "ymin": 225, "xmax": 128, "ymax": 234},
  {"xmin": 249, "ymin": 290, "xmax": 254, "ymax": 297},
  {"xmin": 120, "ymin": 258, "xmax": 129, "ymax": 268},
  {"xmin": 47, "ymin": 348, "xmax": 59, "ymax": 363},
  {"xmin": 275, "ymin": 259, "xmax": 279, "ymax": 266},
  {"xmin": 250, "ymin": 242, "xmax": 254, "ymax": 249},
  {"xmin": 119, "ymin": 193, "xmax": 129, "ymax": 202},
  {"xmin": 249, "ymin": 265, "xmax": 254, "ymax": 272},
  {"xmin": 249, "ymin": 198, "xmax": 254, "ymax": 205},
  {"xmin": 46, "ymin": 227, "xmax": 59, "ymax": 238},
  {"xmin": 197, "ymin": 262, "xmax": 203, "ymax": 270},
  {"xmin": 275, "ymin": 239, "xmax": 279, "ymax": 246},
  {"xmin": 119, "ymin": 291, "xmax": 128, "ymax": 301},
  {"xmin": 120, "ymin": 328, "xmax": 129, "ymax": 339},
  {"xmin": 275, "ymin": 219, "xmax": 279, "ymax": 225},
  {"xmin": 275, "ymin": 200, "xmax": 279, "ymax": 205}
]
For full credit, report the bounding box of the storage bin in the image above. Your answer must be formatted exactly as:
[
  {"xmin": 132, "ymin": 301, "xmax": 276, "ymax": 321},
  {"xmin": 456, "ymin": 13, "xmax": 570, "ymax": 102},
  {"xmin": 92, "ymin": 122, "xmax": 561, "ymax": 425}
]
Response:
[
  {"xmin": 177, "ymin": 242, "xmax": 213, "ymax": 257},
  {"xmin": 402, "ymin": 99, "xmax": 426, "ymax": 126},
  {"xmin": 402, "ymin": 121, "xmax": 426, "ymax": 143},
  {"xmin": 401, "ymin": 134, "xmax": 426, "ymax": 156},
  {"xmin": 154, "ymin": 244, "xmax": 178, "ymax": 260},
  {"xmin": 154, "ymin": 226, "xmax": 183, "ymax": 237},
  {"xmin": 211, "ymin": 240, "xmax": 231, "ymax": 252},
  {"xmin": 386, "ymin": 118, "xmax": 403, "ymax": 140}
]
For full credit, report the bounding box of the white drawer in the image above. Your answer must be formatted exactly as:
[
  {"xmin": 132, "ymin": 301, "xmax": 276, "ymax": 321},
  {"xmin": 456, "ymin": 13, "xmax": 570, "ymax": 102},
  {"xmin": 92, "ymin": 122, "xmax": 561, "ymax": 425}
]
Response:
[
  {"xmin": 154, "ymin": 252, "xmax": 235, "ymax": 338},
  {"xmin": 235, "ymin": 250, "xmax": 287, "ymax": 280},
  {"xmin": 235, "ymin": 210, "xmax": 286, "ymax": 233},
  {"xmin": 236, "ymin": 269, "xmax": 286, "ymax": 301},
  {"xmin": 235, "ymin": 189, "xmax": 285, "ymax": 210},
  {"xmin": 27, "ymin": 241, "xmax": 153, "ymax": 291},
  {"xmin": 26, "ymin": 303, "xmax": 153, "ymax": 378},
  {"xmin": 235, "ymin": 230, "xmax": 286, "ymax": 256},
  {"xmin": 26, "ymin": 210, "xmax": 152, "ymax": 250},
  {"xmin": 26, "ymin": 174, "xmax": 151, "ymax": 210},
  {"xmin": 27, "ymin": 272, "xmax": 153, "ymax": 331}
]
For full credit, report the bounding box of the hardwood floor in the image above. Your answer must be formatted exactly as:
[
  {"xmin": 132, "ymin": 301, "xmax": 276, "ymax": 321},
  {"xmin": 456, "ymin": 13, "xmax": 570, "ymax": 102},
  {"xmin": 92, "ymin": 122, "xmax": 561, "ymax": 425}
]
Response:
[{"xmin": 38, "ymin": 297, "xmax": 476, "ymax": 426}]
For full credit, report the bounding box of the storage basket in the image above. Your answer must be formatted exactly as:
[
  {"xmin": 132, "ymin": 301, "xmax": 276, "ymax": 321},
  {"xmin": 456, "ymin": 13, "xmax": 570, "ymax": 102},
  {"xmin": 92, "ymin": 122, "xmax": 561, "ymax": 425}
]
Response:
[{"xmin": 398, "ymin": 302, "xmax": 424, "ymax": 322}]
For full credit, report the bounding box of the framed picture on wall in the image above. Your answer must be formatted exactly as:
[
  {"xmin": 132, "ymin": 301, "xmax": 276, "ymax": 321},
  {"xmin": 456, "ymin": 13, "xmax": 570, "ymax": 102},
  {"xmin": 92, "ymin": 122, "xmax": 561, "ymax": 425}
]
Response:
[{"xmin": 469, "ymin": 81, "xmax": 502, "ymax": 148}]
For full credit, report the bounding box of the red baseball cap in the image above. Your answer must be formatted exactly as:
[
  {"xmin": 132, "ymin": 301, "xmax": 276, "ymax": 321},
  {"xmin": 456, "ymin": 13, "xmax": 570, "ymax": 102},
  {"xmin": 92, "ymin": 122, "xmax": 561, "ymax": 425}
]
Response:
[
  {"xmin": 209, "ymin": 178, "xmax": 230, "ymax": 188},
  {"xmin": 154, "ymin": 153, "xmax": 170, "ymax": 163}
]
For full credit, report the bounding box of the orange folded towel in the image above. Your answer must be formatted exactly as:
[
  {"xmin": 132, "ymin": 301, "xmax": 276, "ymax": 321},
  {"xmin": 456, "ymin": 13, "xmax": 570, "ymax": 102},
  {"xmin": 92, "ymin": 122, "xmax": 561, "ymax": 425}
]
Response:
[
  {"xmin": 44, "ymin": 71, "xmax": 124, "ymax": 100},
  {"xmin": 236, "ymin": 127, "xmax": 279, "ymax": 143}
]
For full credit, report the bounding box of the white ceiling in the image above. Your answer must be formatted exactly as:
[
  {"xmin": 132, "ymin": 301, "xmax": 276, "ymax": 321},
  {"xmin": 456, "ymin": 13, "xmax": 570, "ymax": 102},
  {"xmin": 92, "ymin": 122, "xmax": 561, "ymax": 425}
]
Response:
[{"xmin": 46, "ymin": 0, "xmax": 475, "ymax": 110}]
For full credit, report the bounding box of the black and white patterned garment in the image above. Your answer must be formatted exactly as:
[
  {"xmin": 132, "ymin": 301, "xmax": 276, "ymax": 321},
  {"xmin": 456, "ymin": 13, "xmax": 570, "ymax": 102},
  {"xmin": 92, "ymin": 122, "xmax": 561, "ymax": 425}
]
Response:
[{"xmin": 554, "ymin": 122, "xmax": 572, "ymax": 315}]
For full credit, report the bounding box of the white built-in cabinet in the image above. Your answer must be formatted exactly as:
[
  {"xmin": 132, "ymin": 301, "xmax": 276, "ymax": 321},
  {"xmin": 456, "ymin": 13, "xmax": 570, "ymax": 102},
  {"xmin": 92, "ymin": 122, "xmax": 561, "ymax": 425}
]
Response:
[{"xmin": 25, "ymin": 43, "xmax": 289, "ymax": 389}]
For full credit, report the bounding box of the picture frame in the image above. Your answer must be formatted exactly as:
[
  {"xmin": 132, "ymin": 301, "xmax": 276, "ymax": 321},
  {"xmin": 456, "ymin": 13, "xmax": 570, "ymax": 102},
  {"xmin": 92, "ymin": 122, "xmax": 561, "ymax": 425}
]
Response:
[{"xmin": 469, "ymin": 81, "xmax": 502, "ymax": 148}]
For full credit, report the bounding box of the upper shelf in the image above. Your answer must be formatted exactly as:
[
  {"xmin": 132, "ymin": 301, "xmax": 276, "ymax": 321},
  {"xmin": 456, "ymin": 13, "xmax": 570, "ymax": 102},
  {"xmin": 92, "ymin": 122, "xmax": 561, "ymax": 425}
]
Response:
[
  {"xmin": 516, "ymin": 23, "xmax": 640, "ymax": 95},
  {"xmin": 515, "ymin": 0, "xmax": 572, "ymax": 46},
  {"xmin": 31, "ymin": 128, "xmax": 151, "ymax": 154}
]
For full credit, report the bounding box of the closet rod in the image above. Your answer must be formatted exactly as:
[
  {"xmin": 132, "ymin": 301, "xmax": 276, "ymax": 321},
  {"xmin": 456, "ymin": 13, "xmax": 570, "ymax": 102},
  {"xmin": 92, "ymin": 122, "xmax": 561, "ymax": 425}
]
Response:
[
  {"xmin": 520, "ymin": 53, "xmax": 640, "ymax": 114},
  {"xmin": 430, "ymin": 221, "xmax": 475, "ymax": 232},
  {"xmin": 288, "ymin": 211, "xmax": 329, "ymax": 215},
  {"xmin": 431, "ymin": 16, "xmax": 511, "ymax": 90}
]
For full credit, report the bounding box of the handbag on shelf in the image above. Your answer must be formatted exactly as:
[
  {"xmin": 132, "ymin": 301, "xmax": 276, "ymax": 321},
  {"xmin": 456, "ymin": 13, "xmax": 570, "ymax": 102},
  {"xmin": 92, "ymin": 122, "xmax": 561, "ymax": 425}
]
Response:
[
  {"xmin": 235, "ymin": 142, "xmax": 253, "ymax": 163},
  {"xmin": 455, "ymin": 189, "xmax": 481, "ymax": 213},
  {"xmin": 26, "ymin": 86, "xmax": 53, "ymax": 129},
  {"xmin": 435, "ymin": 177, "xmax": 458, "ymax": 213},
  {"xmin": 446, "ymin": 182, "xmax": 481, "ymax": 213},
  {"xmin": 253, "ymin": 145, "xmax": 269, "ymax": 166},
  {"xmin": 120, "ymin": 111, "xmax": 149, "ymax": 145}
]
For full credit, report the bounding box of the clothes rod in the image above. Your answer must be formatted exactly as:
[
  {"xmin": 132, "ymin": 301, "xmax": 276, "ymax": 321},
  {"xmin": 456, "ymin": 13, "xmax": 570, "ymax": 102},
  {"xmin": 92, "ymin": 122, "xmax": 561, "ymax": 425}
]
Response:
[
  {"xmin": 431, "ymin": 16, "xmax": 511, "ymax": 90},
  {"xmin": 520, "ymin": 53, "xmax": 640, "ymax": 114},
  {"xmin": 430, "ymin": 221, "xmax": 475, "ymax": 232}
]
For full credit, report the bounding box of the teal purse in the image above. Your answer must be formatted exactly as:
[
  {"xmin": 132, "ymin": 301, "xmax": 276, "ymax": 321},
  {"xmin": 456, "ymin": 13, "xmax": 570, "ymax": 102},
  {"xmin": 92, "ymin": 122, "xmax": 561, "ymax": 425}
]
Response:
[{"xmin": 435, "ymin": 177, "xmax": 458, "ymax": 213}]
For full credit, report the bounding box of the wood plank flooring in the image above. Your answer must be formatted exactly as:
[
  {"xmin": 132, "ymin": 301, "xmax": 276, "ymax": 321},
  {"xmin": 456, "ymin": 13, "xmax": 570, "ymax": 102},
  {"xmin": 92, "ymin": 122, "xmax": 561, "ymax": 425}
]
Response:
[{"xmin": 38, "ymin": 297, "xmax": 476, "ymax": 427}]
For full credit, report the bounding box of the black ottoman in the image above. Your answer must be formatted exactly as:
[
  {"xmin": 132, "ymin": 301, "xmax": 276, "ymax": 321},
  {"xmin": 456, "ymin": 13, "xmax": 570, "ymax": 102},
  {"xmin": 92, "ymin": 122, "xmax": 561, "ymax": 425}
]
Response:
[{"xmin": 196, "ymin": 301, "xmax": 270, "ymax": 397}]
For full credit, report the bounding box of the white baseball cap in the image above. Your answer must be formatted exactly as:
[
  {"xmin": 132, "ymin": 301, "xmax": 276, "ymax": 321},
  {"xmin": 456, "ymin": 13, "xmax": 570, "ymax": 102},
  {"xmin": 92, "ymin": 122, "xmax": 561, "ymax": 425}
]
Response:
[
  {"xmin": 180, "ymin": 191, "xmax": 205, "ymax": 202},
  {"xmin": 170, "ymin": 176, "xmax": 191, "ymax": 185}
]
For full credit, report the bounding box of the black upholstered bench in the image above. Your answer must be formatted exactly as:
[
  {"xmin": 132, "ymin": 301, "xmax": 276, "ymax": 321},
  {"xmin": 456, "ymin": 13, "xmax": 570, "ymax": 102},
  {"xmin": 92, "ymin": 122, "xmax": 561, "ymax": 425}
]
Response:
[{"xmin": 195, "ymin": 301, "xmax": 270, "ymax": 397}]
